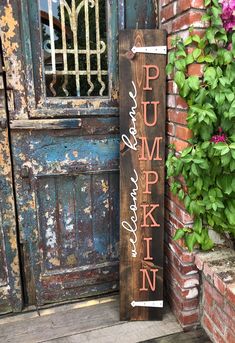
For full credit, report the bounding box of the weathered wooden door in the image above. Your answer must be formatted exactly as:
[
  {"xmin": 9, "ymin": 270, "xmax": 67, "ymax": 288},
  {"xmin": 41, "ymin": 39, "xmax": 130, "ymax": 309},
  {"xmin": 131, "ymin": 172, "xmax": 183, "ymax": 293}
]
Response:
[
  {"xmin": 0, "ymin": 38, "xmax": 22, "ymax": 314},
  {"xmin": 0, "ymin": 0, "xmax": 158, "ymax": 309}
]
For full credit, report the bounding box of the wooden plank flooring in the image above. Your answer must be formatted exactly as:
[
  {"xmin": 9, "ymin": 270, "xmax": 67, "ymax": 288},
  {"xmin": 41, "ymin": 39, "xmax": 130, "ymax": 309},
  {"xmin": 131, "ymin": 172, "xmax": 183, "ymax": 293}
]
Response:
[
  {"xmin": 141, "ymin": 329, "xmax": 212, "ymax": 343},
  {"xmin": 0, "ymin": 296, "xmax": 182, "ymax": 343}
]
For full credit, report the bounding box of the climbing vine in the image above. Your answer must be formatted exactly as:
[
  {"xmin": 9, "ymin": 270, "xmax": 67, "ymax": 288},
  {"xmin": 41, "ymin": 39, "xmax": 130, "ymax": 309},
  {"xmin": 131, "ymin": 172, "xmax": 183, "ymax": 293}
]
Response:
[{"xmin": 166, "ymin": 0, "xmax": 235, "ymax": 251}]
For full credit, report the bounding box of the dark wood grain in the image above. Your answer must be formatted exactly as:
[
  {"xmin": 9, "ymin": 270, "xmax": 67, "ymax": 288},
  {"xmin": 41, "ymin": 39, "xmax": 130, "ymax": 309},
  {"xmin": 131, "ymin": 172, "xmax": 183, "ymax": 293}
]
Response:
[{"xmin": 120, "ymin": 30, "xmax": 166, "ymax": 321}]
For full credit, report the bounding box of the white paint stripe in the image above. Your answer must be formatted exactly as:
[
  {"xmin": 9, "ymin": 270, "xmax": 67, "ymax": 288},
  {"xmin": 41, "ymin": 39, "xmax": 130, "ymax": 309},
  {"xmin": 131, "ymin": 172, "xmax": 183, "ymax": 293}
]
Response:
[{"xmin": 131, "ymin": 300, "xmax": 164, "ymax": 308}]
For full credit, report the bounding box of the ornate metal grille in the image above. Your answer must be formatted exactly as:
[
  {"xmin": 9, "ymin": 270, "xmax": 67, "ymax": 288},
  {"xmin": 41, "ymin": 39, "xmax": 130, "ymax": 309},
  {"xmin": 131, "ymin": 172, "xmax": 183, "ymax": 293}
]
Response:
[{"xmin": 40, "ymin": 0, "xmax": 108, "ymax": 97}]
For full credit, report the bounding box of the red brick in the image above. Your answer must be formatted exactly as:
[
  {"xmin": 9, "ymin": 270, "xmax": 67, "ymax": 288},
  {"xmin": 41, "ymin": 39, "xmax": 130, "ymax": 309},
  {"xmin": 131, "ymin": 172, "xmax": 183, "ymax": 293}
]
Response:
[
  {"xmin": 169, "ymin": 296, "xmax": 199, "ymax": 328},
  {"xmin": 191, "ymin": 0, "xmax": 205, "ymax": 7},
  {"xmin": 166, "ymin": 210, "xmax": 185, "ymax": 229},
  {"xmin": 226, "ymin": 283, "xmax": 235, "ymax": 305},
  {"xmin": 188, "ymin": 63, "xmax": 204, "ymax": 77},
  {"xmin": 226, "ymin": 328, "xmax": 235, "ymax": 343},
  {"xmin": 161, "ymin": 2, "xmax": 175, "ymax": 22},
  {"xmin": 167, "ymin": 35, "xmax": 174, "ymax": 50},
  {"xmin": 194, "ymin": 254, "xmax": 204, "ymax": 270},
  {"xmin": 165, "ymin": 220, "xmax": 176, "ymax": 238},
  {"xmin": 224, "ymin": 302, "xmax": 235, "ymax": 323},
  {"xmin": 203, "ymin": 313, "xmax": 214, "ymax": 337},
  {"xmin": 167, "ymin": 80, "xmax": 177, "ymax": 94},
  {"xmin": 169, "ymin": 279, "xmax": 198, "ymax": 299},
  {"xmin": 203, "ymin": 263, "xmax": 214, "ymax": 279},
  {"xmin": 191, "ymin": 29, "xmax": 207, "ymax": 38},
  {"xmin": 167, "ymin": 109, "xmax": 188, "ymax": 125},
  {"xmin": 165, "ymin": 260, "xmax": 199, "ymax": 290},
  {"xmin": 167, "ymin": 122, "xmax": 175, "ymax": 136},
  {"xmin": 162, "ymin": 21, "xmax": 173, "ymax": 34},
  {"xmin": 177, "ymin": 0, "xmax": 192, "ymax": 12},
  {"xmin": 213, "ymin": 287, "xmax": 225, "ymax": 308},
  {"xmin": 167, "ymin": 94, "xmax": 176, "ymax": 108},
  {"xmin": 176, "ymin": 96, "xmax": 188, "ymax": 109},
  {"xmin": 161, "ymin": 0, "xmax": 173, "ymax": 7},
  {"xmin": 204, "ymin": 279, "xmax": 224, "ymax": 307},
  {"xmin": 167, "ymin": 80, "xmax": 174, "ymax": 93},
  {"xmin": 177, "ymin": 0, "xmax": 204, "ymax": 12},
  {"xmin": 212, "ymin": 305, "xmax": 227, "ymax": 335},
  {"xmin": 172, "ymin": 288, "xmax": 199, "ymax": 310},
  {"xmin": 214, "ymin": 274, "xmax": 226, "ymax": 295},
  {"xmin": 214, "ymin": 329, "xmax": 226, "ymax": 343},
  {"xmin": 169, "ymin": 137, "xmax": 189, "ymax": 152},
  {"xmin": 204, "ymin": 279, "xmax": 214, "ymax": 292},
  {"xmin": 204, "ymin": 307, "xmax": 214, "ymax": 328},
  {"xmin": 175, "ymin": 125, "xmax": 193, "ymax": 141},
  {"xmin": 165, "ymin": 197, "xmax": 193, "ymax": 223},
  {"xmin": 204, "ymin": 287, "xmax": 213, "ymax": 307},
  {"xmin": 168, "ymin": 293, "xmax": 200, "ymax": 328},
  {"xmin": 166, "ymin": 186, "xmax": 185, "ymax": 209},
  {"xmin": 172, "ymin": 11, "xmax": 205, "ymax": 32},
  {"xmin": 165, "ymin": 244, "xmax": 198, "ymax": 276},
  {"xmin": 165, "ymin": 278, "xmax": 199, "ymax": 310},
  {"xmin": 167, "ymin": 236, "xmax": 195, "ymax": 263},
  {"xmin": 178, "ymin": 309, "xmax": 199, "ymax": 326}
]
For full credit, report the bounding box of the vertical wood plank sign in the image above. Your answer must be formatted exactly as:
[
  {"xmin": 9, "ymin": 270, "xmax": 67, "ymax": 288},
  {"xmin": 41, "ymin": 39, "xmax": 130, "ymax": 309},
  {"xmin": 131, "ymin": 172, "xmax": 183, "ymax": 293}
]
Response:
[{"xmin": 120, "ymin": 30, "xmax": 166, "ymax": 321}]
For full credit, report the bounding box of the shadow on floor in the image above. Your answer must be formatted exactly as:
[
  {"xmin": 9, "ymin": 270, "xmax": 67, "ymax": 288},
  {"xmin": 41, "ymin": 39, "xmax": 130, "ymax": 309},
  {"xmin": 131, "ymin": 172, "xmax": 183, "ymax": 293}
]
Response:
[{"xmin": 140, "ymin": 329, "xmax": 211, "ymax": 343}]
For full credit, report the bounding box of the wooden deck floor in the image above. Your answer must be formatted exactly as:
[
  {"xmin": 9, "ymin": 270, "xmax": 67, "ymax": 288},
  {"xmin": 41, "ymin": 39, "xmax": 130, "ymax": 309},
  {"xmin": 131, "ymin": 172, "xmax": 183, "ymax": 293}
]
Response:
[
  {"xmin": 0, "ymin": 295, "xmax": 182, "ymax": 343},
  {"xmin": 0, "ymin": 295, "xmax": 211, "ymax": 343}
]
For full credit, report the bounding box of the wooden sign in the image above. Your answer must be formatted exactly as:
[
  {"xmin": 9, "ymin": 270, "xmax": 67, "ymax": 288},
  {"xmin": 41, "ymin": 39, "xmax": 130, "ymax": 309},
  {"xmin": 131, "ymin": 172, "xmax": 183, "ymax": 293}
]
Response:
[{"xmin": 120, "ymin": 30, "xmax": 166, "ymax": 321}]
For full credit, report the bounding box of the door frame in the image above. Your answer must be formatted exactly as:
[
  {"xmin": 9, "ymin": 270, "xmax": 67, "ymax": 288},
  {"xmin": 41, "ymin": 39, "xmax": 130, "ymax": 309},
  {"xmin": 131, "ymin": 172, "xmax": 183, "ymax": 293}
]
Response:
[{"xmin": 0, "ymin": 35, "xmax": 22, "ymax": 313}]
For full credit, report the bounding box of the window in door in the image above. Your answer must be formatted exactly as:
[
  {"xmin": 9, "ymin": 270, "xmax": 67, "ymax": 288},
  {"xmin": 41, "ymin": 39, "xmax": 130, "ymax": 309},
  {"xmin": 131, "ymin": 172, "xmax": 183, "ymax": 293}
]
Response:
[{"xmin": 39, "ymin": 0, "xmax": 108, "ymax": 98}]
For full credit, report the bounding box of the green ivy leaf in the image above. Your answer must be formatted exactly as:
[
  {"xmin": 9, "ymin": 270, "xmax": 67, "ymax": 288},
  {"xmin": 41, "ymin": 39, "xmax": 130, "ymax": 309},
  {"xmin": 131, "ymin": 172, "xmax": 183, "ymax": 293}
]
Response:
[
  {"xmin": 165, "ymin": 4, "xmax": 235, "ymax": 251},
  {"xmin": 175, "ymin": 71, "xmax": 185, "ymax": 89},
  {"xmin": 188, "ymin": 76, "xmax": 200, "ymax": 91},
  {"xmin": 193, "ymin": 48, "xmax": 202, "ymax": 60},
  {"xmin": 193, "ymin": 218, "xmax": 203, "ymax": 234},
  {"xmin": 205, "ymin": 0, "xmax": 211, "ymax": 6},
  {"xmin": 184, "ymin": 36, "xmax": 193, "ymax": 46},
  {"xmin": 175, "ymin": 59, "xmax": 186, "ymax": 71},
  {"xmin": 186, "ymin": 54, "xmax": 194, "ymax": 65},
  {"xmin": 166, "ymin": 63, "xmax": 173, "ymax": 75},
  {"xmin": 173, "ymin": 229, "xmax": 185, "ymax": 240},
  {"xmin": 192, "ymin": 35, "xmax": 201, "ymax": 43},
  {"xmin": 185, "ymin": 233, "xmax": 198, "ymax": 252}
]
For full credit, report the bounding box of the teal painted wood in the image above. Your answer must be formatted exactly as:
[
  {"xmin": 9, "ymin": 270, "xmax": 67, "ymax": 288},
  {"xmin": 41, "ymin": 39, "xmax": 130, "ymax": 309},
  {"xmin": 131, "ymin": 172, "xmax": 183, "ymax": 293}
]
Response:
[
  {"xmin": 11, "ymin": 126, "xmax": 119, "ymax": 305},
  {"xmin": 125, "ymin": 0, "xmax": 158, "ymax": 29}
]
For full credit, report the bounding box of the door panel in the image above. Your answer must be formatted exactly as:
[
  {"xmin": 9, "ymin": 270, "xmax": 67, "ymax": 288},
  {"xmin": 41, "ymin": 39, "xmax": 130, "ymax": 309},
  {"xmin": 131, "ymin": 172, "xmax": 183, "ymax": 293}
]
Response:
[{"xmin": 11, "ymin": 123, "xmax": 119, "ymax": 305}]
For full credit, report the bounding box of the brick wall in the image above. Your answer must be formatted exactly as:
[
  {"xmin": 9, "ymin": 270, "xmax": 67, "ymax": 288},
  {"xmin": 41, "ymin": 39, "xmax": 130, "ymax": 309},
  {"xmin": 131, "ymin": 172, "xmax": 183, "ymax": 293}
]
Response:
[
  {"xmin": 195, "ymin": 250, "xmax": 235, "ymax": 343},
  {"xmin": 158, "ymin": 1, "xmax": 235, "ymax": 338},
  {"xmin": 159, "ymin": 0, "xmax": 206, "ymax": 330}
]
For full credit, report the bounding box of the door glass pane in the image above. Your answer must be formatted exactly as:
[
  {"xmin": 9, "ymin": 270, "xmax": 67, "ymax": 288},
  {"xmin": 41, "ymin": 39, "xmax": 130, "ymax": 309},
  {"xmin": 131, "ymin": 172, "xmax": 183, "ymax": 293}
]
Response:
[{"xmin": 39, "ymin": 0, "xmax": 108, "ymax": 97}]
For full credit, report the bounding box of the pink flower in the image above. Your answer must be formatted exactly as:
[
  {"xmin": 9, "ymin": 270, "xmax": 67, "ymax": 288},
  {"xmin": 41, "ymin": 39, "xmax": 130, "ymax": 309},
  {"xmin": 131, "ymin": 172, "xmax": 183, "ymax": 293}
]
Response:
[
  {"xmin": 221, "ymin": 0, "xmax": 235, "ymax": 31},
  {"xmin": 211, "ymin": 127, "xmax": 227, "ymax": 143}
]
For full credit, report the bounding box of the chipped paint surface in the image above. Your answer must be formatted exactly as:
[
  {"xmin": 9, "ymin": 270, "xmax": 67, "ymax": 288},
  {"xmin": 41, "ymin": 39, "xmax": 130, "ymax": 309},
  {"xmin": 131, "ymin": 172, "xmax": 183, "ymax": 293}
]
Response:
[
  {"xmin": 11, "ymin": 127, "xmax": 119, "ymax": 306},
  {"xmin": 0, "ymin": 37, "xmax": 22, "ymax": 314},
  {"xmin": 0, "ymin": 4, "xmax": 18, "ymax": 55},
  {"xmin": 0, "ymin": 2, "xmax": 28, "ymax": 119}
]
